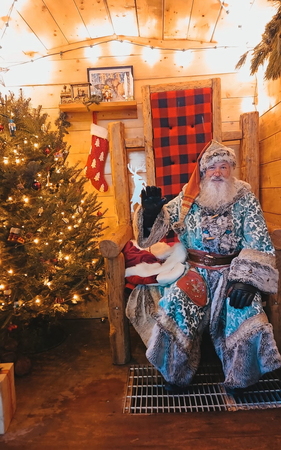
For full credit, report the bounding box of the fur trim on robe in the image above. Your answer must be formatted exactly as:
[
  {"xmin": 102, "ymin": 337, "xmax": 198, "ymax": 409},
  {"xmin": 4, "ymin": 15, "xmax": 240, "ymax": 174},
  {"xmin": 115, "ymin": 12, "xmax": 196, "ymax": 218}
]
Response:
[
  {"xmin": 133, "ymin": 205, "xmax": 170, "ymax": 249},
  {"xmin": 222, "ymin": 313, "xmax": 281, "ymax": 388},
  {"xmin": 228, "ymin": 248, "xmax": 278, "ymax": 294}
]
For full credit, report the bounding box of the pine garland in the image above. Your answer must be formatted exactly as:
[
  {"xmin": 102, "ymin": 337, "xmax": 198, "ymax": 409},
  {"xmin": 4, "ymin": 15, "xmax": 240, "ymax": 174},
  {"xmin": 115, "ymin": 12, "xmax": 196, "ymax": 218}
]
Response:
[{"xmin": 236, "ymin": 1, "xmax": 281, "ymax": 80}]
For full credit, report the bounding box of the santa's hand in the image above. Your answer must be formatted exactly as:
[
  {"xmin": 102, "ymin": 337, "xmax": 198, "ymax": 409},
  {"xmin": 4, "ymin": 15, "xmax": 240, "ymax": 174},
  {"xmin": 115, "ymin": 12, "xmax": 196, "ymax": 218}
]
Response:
[
  {"xmin": 227, "ymin": 282, "xmax": 259, "ymax": 309},
  {"xmin": 141, "ymin": 186, "xmax": 167, "ymax": 229}
]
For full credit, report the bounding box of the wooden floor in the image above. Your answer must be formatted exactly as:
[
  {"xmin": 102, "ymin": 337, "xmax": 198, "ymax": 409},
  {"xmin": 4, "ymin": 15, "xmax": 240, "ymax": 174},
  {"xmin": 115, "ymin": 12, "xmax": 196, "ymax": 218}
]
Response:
[{"xmin": 1, "ymin": 318, "xmax": 281, "ymax": 450}]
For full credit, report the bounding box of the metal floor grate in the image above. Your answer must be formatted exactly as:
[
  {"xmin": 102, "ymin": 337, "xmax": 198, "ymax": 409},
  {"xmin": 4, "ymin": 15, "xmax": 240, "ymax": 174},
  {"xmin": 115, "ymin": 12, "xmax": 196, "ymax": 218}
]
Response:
[{"xmin": 123, "ymin": 363, "xmax": 281, "ymax": 414}]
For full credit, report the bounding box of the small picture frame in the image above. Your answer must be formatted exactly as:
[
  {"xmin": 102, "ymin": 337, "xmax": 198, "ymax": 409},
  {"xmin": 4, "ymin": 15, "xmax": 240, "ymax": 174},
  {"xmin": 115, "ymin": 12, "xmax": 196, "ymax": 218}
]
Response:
[
  {"xmin": 70, "ymin": 82, "xmax": 91, "ymax": 102},
  {"xmin": 87, "ymin": 66, "xmax": 134, "ymax": 102}
]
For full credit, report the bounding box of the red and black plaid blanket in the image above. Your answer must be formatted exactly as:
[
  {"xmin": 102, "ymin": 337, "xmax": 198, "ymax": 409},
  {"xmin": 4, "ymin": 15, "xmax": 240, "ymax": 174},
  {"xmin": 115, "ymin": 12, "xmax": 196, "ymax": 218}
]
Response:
[{"xmin": 151, "ymin": 87, "xmax": 213, "ymax": 202}]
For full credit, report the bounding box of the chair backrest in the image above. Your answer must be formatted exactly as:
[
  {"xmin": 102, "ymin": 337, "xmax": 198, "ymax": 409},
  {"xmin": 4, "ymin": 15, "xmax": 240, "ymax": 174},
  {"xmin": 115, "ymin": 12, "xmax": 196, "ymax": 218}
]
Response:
[{"xmin": 142, "ymin": 78, "xmax": 222, "ymax": 187}]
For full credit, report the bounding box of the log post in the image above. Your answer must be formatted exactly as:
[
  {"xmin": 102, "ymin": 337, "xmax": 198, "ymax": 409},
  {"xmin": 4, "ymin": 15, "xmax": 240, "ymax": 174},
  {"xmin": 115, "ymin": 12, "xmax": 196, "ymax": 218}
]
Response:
[
  {"xmin": 101, "ymin": 122, "xmax": 132, "ymax": 364},
  {"xmin": 142, "ymin": 85, "xmax": 156, "ymax": 186},
  {"xmin": 105, "ymin": 253, "xmax": 131, "ymax": 364},
  {"xmin": 240, "ymin": 111, "xmax": 260, "ymax": 199},
  {"xmin": 211, "ymin": 78, "xmax": 222, "ymax": 143},
  {"xmin": 108, "ymin": 121, "xmax": 131, "ymax": 225}
]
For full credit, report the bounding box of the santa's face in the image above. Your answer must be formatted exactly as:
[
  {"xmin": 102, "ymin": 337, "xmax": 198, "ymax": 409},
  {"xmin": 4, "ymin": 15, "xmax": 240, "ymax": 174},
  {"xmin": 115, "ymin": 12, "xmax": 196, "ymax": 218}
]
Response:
[
  {"xmin": 205, "ymin": 161, "xmax": 231, "ymax": 182},
  {"xmin": 198, "ymin": 161, "xmax": 236, "ymax": 209}
]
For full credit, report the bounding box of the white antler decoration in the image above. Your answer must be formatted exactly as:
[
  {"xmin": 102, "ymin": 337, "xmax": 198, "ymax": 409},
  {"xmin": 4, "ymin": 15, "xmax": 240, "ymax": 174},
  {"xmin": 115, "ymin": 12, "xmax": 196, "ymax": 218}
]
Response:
[{"xmin": 128, "ymin": 164, "xmax": 146, "ymax": 213}]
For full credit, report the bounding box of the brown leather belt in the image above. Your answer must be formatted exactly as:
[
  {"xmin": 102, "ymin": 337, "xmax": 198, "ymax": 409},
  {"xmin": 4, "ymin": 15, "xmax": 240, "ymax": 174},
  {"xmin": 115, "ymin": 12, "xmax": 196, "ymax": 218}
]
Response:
[{"xmin": 187, "ymin": 249, "xmax": 239, "ymax": 267}]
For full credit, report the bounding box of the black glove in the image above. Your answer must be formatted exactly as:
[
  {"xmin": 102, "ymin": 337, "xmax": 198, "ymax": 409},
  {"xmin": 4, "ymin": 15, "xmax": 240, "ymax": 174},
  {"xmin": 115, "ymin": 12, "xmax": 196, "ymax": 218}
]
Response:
[
  {"xmin": 227, "ymin": 282, "xmax": 260, "ymax": 309},
  {"xmin": 141, "ymin": 186, "xmax": 167, "ymax": 230}
]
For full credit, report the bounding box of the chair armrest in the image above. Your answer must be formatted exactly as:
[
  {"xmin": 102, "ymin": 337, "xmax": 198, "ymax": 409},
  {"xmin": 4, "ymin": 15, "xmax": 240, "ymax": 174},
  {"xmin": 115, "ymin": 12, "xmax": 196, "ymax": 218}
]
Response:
[{"xmin": 99, "ymin": 223, "xmax": 133, "ymax": 258}]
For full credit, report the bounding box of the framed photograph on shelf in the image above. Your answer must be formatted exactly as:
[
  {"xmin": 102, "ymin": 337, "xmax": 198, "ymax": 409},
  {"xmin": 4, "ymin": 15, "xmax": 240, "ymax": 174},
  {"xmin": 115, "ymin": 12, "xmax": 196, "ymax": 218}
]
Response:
[{"xmin": 87, "ymin": 66, "xmax": 134, "ymax": 102}]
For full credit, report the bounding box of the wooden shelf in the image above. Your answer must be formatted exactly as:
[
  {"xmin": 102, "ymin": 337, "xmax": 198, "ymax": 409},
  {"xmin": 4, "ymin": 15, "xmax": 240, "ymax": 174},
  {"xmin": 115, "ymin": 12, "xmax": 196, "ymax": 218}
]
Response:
[{"xmin": 59, "ymin": 100, "xmax": 138, "ymax": 120}]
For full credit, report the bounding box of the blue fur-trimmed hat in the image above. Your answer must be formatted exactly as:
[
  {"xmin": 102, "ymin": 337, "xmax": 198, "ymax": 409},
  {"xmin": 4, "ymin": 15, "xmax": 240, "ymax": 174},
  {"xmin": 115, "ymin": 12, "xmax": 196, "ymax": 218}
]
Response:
[{"xmin": 199, "ymin": 140, "xmax": 236, "ymax": 175}]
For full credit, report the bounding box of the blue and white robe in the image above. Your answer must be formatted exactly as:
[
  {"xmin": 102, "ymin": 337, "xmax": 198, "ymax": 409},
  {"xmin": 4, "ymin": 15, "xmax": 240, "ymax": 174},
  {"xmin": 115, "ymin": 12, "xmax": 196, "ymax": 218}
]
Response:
[{"xmin": 126, "ymin": 179, "xmax": 281, "ymax": 388}]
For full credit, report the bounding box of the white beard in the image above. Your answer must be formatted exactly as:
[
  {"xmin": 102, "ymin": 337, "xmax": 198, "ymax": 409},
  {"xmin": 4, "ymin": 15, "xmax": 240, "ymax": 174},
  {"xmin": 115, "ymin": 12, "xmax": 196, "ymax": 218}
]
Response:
[{"xmin": 197, "ymin": 175, "xmax": 237, "ymax": 209}]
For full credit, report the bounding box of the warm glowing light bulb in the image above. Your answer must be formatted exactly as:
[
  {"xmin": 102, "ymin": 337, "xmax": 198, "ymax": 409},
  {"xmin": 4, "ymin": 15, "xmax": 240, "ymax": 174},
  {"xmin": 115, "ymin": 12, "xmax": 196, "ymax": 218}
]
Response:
[
  {"xmin": 64, "ymin": 255, "xmax": 70, "ymax": 260},
  {"xmin": 142, "ymin": 47, "xmax": 160, "ymax": 66},
  {"xmin": 23, "ymin": 197, "xmax": 29, "ymax": 203},
  {"xmin": 174, "ymin": 50, "xmax": 193, "ymax": 67},
  {"xmin": 34, "ymin": 238, "xmax": 39, "ymax": 244},
  {"xmin": 35, "ymin": 298, "xmax": 40, "ymax": 304},
  {"xmin": 8, "ymin": 269, "xmax": 13, "ymax": 274},
  {"xmin": 110, "ymin": 41, "xmax": 132, "ymax": 61},
  {"xmin": 85, "ymin": 45, "xmax": 101, "ymax": 63}
]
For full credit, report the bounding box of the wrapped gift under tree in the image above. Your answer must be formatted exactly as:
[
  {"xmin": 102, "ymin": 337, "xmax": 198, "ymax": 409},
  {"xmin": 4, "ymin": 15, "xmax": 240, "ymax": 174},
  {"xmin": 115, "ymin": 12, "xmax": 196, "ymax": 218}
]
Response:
[{"xmin": 0, "ymin": 363, "xmax": 16, "ymax": 434}]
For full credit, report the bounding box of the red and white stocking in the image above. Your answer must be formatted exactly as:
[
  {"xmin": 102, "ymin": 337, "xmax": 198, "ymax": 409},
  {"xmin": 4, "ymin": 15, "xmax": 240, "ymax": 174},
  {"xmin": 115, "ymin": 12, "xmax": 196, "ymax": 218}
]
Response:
[{"xmin": 85, "ymin": 123, "xmax": 109, "ymax": 192}]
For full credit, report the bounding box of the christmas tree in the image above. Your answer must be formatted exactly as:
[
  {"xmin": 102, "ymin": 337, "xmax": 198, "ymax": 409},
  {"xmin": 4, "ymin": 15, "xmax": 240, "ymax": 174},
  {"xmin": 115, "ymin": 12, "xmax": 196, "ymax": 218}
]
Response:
[{"xmin": 0, "ymin": 90, "xmax": 106, "ymax": 340}]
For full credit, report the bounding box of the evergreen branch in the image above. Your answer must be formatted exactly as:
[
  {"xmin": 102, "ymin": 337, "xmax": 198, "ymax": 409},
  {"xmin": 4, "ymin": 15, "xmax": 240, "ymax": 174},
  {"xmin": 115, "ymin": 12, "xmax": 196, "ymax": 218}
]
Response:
[
  {"xmin": 235, "ymin": 51, "xmax": 249, "ymax": 71},
  {"xmin": 236, "ymin": 3, "xmax": 281, "ymax": 80},
  {"xmin": 0, "ymin": 311, "xmax": 14, "ymax": 330}
]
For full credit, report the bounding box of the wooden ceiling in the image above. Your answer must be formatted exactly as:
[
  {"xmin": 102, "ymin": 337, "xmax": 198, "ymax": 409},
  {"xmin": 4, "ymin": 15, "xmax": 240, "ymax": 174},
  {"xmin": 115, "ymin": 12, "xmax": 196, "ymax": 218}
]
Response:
[{"xmin": 0, "ymin": 0, "xmax": 275, "ymax": 65}]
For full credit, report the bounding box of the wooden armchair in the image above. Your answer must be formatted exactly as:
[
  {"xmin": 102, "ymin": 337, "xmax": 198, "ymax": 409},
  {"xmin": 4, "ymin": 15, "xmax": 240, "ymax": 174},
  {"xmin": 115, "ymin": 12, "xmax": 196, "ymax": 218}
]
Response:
[{"xmin": 99, "ymin": 78, "xmax": 281, "ymax": 365}]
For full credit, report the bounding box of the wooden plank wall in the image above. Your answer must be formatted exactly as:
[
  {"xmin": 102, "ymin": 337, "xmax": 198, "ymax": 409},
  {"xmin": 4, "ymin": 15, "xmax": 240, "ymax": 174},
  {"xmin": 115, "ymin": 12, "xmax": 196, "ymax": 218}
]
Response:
[
  {"xmin": 259, "ymin": 78, "xmax": 281, "ymax": 230},
  {"xmin": 258, "ymin": 77, "xmax": 281, "ymax": 350},
  {"xmin": 1, "ymin": 46, "xmax": 257, "ymax": 316}
]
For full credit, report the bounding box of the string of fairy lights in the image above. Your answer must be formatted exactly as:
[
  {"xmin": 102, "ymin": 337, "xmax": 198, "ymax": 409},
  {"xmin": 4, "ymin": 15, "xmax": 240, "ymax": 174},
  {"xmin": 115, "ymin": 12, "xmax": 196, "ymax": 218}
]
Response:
[{"xmin": 0, "ymin": 0, "xmax": 17, "ymax": 42}]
